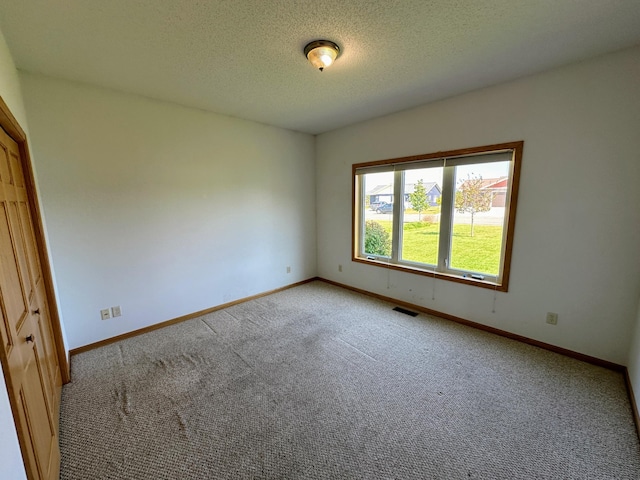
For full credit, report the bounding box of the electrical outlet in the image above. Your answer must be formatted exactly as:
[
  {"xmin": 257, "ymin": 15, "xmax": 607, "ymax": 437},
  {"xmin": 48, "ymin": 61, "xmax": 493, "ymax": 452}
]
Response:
[
  {"xmin": 100, "ymin": 309, "xmax": 111, "ymax": 320},
  {"xmin": 546, "ymin": 312, "xmax": 558, "ymax": 325},
  {"xmin": 111, "ymin": 306, "xmax": 122, "ymax": 318},
  {"xmin": 338, "ymin": 264, "xmax": 342, "ymax": 272},
  {"xmin": 286, "ymin": 266, "xmax": 291, "ymax": 273}
]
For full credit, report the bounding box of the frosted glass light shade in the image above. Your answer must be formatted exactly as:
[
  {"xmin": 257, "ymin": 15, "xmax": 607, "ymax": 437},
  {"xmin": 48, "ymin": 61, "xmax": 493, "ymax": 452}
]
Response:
[{"xmin": 304, "ymin": 40, "xmax": 340, "ymax": 71}]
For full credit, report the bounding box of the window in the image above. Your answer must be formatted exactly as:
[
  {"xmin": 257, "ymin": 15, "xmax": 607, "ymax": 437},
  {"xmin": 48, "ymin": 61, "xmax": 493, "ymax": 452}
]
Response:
[{"xmin": 352, "ymin": 141, "xmax": 523, "ymax": 291}]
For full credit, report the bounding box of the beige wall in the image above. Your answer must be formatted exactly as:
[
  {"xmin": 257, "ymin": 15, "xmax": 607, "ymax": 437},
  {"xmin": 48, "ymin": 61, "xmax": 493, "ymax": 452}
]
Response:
[
  {"xmin": 316, "ymin": 45, "xmax": 640, "ymax": 365},
  {"xmin": 20, "ymin": 73, "xmax": 317, "ymax": 350}
]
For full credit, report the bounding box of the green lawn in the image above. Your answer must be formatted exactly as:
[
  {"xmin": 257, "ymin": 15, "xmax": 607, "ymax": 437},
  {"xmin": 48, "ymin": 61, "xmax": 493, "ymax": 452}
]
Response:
[
  {"xmin": 372, "ymin": 220, "xmax": 502, "ymax": 275},
  {"xmin": 404, "ymin": 206, "xmax": 441, "ymax": 215}
]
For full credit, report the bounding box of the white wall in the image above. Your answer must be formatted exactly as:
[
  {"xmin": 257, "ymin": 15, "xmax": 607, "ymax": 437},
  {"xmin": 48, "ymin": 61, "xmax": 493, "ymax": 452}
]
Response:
[
  {"xmin": 0, "ymin": 26, "xmax": 28, "ymax": 480},
  {"xmin": 628, "ymin": 297, "xmax": 640, "ymax": 415},
  {"xmin": 20, "ymin": 73, "xmax": 317, "ymax": 350},
  {"xmin": 316, "ymin": 46, "xmax": 640, "ymax": 365}
]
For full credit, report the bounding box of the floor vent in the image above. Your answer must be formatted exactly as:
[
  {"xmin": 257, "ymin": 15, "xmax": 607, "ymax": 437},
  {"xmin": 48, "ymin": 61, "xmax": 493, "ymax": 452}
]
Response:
[{"xmin": 393, "ymin": 306, "xmax": 419, "ymax": 317}]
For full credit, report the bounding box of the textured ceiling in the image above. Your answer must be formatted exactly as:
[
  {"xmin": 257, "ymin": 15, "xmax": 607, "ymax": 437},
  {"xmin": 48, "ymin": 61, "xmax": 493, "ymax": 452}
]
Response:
[{"xmin": 1, "ymin": 1, "xmax": 639, "ymax": 134}]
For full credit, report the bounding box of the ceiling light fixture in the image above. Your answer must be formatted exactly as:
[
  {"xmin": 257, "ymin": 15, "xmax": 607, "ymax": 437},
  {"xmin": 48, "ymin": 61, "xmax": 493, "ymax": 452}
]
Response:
[{"xmin": 304, "ymin": 40, "xmax": 340, "ymax": 72}]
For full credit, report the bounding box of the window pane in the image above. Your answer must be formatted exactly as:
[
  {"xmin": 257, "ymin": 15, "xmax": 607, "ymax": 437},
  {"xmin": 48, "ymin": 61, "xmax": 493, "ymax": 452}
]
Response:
[
  {"xmin": 400, "ymin": 167, "xmax": 443, "ymax": 266},
  {"xmin": 362, "ymin": 172, "xmax": 393, "ymax": 257},
  {"xmin": 450, "ymin": 161, "xmax": 510, "ymax": 276}
]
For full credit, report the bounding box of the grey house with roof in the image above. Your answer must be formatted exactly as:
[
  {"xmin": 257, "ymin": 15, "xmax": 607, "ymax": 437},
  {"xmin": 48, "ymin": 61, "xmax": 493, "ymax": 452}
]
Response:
[{"xmin": 367, "ymin": 182, "xmax": 441, "ymax": 208}]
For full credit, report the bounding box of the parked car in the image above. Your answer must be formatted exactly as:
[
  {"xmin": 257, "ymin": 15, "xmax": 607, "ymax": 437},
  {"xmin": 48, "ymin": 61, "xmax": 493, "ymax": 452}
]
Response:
[
  {"xmin": 376, "ymin": 203, "xmax": 393, "ymax": 214},
  {"xmin": 370, "ymin": 201, "xmax": 387, "ymax": 211}
]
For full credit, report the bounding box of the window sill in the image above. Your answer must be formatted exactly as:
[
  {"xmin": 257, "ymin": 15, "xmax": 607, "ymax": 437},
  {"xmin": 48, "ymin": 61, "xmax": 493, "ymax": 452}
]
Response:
[{"xmin": 352, "ymin": 256, "xmax": 508, "ymax": 292}]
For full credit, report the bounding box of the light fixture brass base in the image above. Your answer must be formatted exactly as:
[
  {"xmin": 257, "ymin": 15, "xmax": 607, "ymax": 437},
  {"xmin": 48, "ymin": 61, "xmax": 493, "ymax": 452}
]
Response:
[{"xmin": 304, "ymin": 40, "xmax": 340, "ymax": 57}]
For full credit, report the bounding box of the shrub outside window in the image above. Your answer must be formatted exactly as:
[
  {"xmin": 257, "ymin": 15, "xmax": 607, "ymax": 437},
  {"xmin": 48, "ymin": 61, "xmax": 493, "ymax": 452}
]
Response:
[{"xmin": 352, "ymin": 141, "xmax": 523, "ymax": 291}]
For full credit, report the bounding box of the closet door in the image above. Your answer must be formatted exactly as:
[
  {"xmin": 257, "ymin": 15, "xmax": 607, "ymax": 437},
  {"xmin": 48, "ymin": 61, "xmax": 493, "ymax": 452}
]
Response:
[{"xmin": 0, "ymin": 125, "xmax": 61, "ymax": 480}]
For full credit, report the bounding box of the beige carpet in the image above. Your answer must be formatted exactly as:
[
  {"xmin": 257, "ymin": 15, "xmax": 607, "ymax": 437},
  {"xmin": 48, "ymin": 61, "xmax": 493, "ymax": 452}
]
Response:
[{"xmin": 60, "ymin": 281, "xmax": 640, "ymax": 479}]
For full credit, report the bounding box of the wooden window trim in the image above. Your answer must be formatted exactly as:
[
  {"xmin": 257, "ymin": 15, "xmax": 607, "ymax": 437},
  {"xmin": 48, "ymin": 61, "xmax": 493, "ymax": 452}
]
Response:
[{"xmin": 351, "ymin": 141, "xmax": 523, "ymax": 293}]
